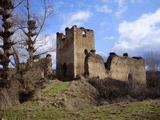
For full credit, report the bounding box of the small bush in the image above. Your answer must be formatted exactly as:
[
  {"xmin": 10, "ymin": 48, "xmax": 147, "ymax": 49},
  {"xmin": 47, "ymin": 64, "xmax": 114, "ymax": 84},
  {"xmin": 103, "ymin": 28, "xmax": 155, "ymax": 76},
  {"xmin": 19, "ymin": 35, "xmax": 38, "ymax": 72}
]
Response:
[
  {"xmin": 146, "ymin": 71, "xmax": 160, "ymax": 89},
  {"xmin": 89, "ymin": 78, "xmax": 160, "ymax": 104},
  {"xmin": 88, "ymin": 79, "xmax": 129, "ymax": 100}
]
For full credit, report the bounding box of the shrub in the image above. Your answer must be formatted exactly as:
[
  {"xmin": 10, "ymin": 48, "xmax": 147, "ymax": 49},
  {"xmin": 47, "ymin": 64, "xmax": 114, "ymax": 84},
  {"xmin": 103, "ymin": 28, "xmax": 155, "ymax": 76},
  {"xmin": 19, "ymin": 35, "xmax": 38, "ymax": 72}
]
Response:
[
  {"xmin": 88, "ymin": 79, "xmax": 129, "ymax": 100},
  {"xmin": 89, "ymin": 78, "xmax": 160, "ymax": 103},
  {"xmin": 146, "ymin": 71, "xmax": 160, "ymax": 89}
]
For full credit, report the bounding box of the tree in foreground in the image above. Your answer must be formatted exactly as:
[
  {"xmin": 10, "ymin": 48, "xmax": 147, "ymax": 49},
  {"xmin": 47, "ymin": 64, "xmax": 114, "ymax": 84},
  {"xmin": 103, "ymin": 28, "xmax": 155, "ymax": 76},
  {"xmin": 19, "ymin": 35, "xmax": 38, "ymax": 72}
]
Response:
[
  {"xmin": 17, "ymin": 0, "xmax": 53, "ymax": 70},
  {"xmin": 0, "ymin": 0, "xmax": 15, "ymax": 81}
]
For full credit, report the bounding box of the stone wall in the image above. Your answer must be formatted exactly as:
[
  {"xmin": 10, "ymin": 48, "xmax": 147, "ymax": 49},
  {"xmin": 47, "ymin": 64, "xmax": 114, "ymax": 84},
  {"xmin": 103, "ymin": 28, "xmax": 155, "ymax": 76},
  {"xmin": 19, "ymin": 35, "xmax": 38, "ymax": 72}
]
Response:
[
  {"xmin": 56, "ymin": 28, "xmax": 75, "ymax": 80},
  {"xmin": 43, "ymin": 54, "xmax": 53, "ymax": 78},
  {"xmin": 56, "ymin": 26, "xmax": 95, "ymax": 80},
  {"xmin": 22, "ymin": 54, "xmax": 52, "ymax": 87},
  {"xmin": 56, "ymin": 26, "xmax": 146, "ymax": 82},
  {"xmin": 85, "ymin": 51, "xmax": 107, "ymax": 79},
  {"xmin": 105, "ymin": 53, "xmax": 146, "ymax": 84},
  {"xmin": 74, "ymin": 27, "xmax": 95, "ymax": 77}
]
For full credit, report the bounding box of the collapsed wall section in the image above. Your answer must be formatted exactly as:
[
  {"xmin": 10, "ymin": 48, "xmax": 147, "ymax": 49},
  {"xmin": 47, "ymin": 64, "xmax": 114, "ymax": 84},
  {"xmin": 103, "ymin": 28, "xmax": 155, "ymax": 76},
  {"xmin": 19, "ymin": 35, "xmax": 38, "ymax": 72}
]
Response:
[
  {"xmin": 105, "ymin": 53, "xmax": 146, "ymax": 84},
  {"xmin": 85, "ymin": 52, "xmax": 107, "ymax": 79}
]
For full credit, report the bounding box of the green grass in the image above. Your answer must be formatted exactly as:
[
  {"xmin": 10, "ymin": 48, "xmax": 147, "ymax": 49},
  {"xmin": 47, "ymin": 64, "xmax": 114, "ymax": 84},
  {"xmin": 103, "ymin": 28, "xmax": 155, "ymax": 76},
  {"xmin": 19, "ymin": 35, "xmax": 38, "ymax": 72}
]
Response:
[
  {"xmin": 80, "ymin": 100, "xmax": 160, "ymax": 120},
  {"xmin": 0, "ymin": 81, "xmax": 160, "ymax": 120},
  {"xmin": 41, "ymin": 82, "xmax": 70, "ymax": 97},
  {"xmin": 0, "ymin": 100, "xmax": 160, "ymax": 120}
]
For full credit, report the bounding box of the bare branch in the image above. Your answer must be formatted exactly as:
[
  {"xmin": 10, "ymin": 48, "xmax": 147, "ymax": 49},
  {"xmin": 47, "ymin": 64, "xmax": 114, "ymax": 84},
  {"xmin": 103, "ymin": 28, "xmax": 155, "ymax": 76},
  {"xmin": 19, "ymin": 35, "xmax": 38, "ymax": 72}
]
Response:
[
  {"xmin": 33, "ymin": 0, "xmax": 48, "ymax": 42},
  {"xmin": 13, "ymin": 0, "xmax": 25, "ymax": 10}
]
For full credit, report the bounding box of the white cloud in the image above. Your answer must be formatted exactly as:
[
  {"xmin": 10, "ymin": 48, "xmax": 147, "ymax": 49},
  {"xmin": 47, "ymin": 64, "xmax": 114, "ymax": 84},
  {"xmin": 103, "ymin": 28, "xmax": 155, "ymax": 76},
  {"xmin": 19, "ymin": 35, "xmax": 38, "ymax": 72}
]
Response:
[
  {"xmin": 36, "ymin": 34, "xmax": 56, "ymax": 54},
  {"xmin": 115, "ymin": 0, "xmax": 127, "ymax": 18},
  {"xmin": 104, "ymin": 36, "xmax": 115, "ymax": 41},
  {"xmin": 112, "ymin": 9, "xmax": 160, "ymax": 55},
  {"xmin": 36, "ymin": 34, "xmax": 56, "ymax": 66},
  {"xmin": 95, "ymin": 5, "xmax": 112, "ymax": 14},
  {"xmin": 99, "ymin": 0, "xmax": 127, "ymax": 18},
  {"xmin": 61, "ymin": 10, "xmax": 92, "ymax": 30},
  {"xmin": 99, "ymin": 0, "xmax": 142, "ymax": 18},
  {"xmin": 11, "ymin": 30, "xmax": 56, "ymax": 65}
]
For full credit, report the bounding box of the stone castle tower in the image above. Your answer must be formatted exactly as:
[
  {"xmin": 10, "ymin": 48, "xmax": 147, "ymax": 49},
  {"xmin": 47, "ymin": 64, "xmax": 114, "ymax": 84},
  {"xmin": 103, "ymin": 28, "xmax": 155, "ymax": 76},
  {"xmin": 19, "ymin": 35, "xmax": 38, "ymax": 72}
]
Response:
[{"xmin": 56, "ymin": 25, "xmax": 95, "ymax": 80}]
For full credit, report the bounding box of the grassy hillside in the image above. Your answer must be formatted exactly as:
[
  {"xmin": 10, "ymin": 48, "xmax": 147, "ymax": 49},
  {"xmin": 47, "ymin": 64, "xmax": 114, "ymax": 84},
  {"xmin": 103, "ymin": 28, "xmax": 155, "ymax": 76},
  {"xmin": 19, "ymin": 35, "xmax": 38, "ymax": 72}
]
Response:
[
  {"xmin": 0, "ymin": 99, "xmax": 160, "ymax": 120},
  {"xmin": 0, "ymin": 80, "xmax": 160, "ymax": 120}
]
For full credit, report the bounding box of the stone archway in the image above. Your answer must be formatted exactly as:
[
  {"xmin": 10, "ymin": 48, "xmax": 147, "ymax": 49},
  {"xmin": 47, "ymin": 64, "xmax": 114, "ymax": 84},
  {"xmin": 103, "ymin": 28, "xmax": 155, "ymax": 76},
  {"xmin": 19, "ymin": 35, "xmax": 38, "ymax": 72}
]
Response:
[
  {"xmin": 84, "ymin": 49, "xmax": 89, "ymax": 77},
  {"xmin": 128, "ymin": 73, "xmax": 133, "ymax": 87},
  {"xmin": 63, "ymin": 63, "xmax": 67, "ymax": 77}
]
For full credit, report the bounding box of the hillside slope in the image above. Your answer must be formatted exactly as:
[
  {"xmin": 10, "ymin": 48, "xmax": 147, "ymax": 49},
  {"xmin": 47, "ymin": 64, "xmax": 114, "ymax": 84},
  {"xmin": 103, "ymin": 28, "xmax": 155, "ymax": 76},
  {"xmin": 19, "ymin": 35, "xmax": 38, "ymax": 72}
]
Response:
[
  {"xmin": 33, "ymin": 80, "xmax": 98, "ymax": 110},
  {"xmin": 0, "ymin": 99, "xmax": 160, "ymax": 120},
  {"xmin": 0, "ymin": 80, "xmax": 160, "ymax": 120}
]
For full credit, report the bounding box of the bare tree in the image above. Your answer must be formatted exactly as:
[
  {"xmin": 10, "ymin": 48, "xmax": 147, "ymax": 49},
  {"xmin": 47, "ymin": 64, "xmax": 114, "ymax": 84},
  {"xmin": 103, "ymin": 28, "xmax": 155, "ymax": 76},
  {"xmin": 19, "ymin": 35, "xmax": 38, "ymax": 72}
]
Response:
[
  {"xmin": 6, "ymin": 0, "xmax": 55, "ymax": 88},
  {"xmin": 144, "ymin": 51, "xmax": 160, "ymax": 87},
  {"xmin": 15, "ymin": 0, "xmax": 53, "ymax": 69},
  {"xmin": 145, "ymin": 52, "xmax": 160, "ymax": 71}
]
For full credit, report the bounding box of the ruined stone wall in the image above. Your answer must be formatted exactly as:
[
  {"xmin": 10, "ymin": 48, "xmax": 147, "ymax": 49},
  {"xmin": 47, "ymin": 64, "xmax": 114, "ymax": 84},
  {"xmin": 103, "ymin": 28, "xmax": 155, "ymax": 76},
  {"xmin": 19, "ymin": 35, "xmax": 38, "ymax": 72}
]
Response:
[
  {"xmin": 23, "ymin": 55, "xmax": 52, "ymax": 82},
  {"xmin": 56, "ymin": 28, "xmax": 75, "ymax": 79},
  {"xmin": 43, "ymin": 54, "xmax": 52, "ymax": 78},
  {"xmin": 74, "ymin": 27, "xmax": 95, "ymax": 77},
  {"xmin": 86, "ymin": 53, "xmax": 106, "ymax": 79},
  {"xmin": 106, "ymin": 54, "xmax": 146, "ymax": 84},
  {"xmin": 56, "ymin": 26, "xmax": 95, "ymax": 80},
  {"xmin": 19, "ymin": 55, "xmax": 52, "ymax": 89}
]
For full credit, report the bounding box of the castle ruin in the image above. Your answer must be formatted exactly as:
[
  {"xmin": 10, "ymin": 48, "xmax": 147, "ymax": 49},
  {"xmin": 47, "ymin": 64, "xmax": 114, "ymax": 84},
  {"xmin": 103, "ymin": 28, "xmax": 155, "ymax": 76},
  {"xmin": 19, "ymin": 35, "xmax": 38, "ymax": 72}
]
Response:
[
  {"xmin": 21, "ymin": 54, "xmax": 53, "ymax": 84},
  {"xmin": 56, "ymin": 26, "xmax": 106, "ymax": 80},
  {"xmin": 105, "ymin": 53, "xmax": 146, "ymax": 84},
  {"xmin": 56, "ymin": 26, "xmax": 146, "ymax": 84}
]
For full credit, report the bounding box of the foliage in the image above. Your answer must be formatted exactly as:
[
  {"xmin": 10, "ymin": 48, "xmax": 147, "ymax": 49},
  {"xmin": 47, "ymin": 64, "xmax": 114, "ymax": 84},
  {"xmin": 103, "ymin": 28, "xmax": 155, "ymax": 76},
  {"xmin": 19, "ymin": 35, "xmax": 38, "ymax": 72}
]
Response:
[
  {"xmin": 146, "ymin": 71, "xmax": 160, "ymax": 89},
  {"xmin": 89, "ymin": 79, "xmax": 129, "ymax": 100},
  {"xmin": 89, "ymin": 78, "xmax": 160, "ymax": 102}
]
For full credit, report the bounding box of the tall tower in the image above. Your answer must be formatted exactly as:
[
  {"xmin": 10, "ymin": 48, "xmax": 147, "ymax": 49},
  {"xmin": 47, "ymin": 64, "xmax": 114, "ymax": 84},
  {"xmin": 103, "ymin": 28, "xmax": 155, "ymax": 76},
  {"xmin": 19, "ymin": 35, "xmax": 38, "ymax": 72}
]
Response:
[{"xmin": 56, "ymin": 25, "xmax": 95, "ymax": 80}]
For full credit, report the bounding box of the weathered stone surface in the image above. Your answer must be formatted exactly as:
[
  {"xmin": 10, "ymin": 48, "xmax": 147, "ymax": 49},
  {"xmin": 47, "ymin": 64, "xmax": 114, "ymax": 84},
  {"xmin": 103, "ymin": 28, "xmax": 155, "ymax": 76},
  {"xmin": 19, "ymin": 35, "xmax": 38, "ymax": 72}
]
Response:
[
  {"xmin": 22, "ymin": 54, "xmax": 52, "ymax": 89},
  {"xmin": 56, "ymin": 26, "xmax": 95, "ymax": 80},
  {"xmin": 44, "ymin": 54, "xmax": 52, "ymax": 78},
  {"xmin": 85, "ymin": 52, "xmax": 107, "ymax": 79},
  {"xmin": 105, "ymin": 53, "xmax": 146, "ymax": 84},
  {"xmin": 56, "ymin": 26, "xmax": 146, "ymax": 84}
]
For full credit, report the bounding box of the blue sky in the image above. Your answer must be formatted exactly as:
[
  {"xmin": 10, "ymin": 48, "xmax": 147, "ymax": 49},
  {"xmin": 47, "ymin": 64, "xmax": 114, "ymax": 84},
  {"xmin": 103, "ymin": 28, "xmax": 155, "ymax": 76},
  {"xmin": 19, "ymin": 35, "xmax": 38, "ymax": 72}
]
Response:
[{"xmin": 33, "ymin": 0, "xmax": 160, "ymax": 59}]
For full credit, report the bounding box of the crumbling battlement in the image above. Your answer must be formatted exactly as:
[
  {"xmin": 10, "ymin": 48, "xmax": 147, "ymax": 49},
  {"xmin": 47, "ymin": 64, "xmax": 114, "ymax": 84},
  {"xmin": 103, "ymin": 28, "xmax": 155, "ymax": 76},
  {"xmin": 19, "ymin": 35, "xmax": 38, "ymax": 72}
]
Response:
[
  {"xmin": 56, "ymin": 26, "xmax": 146, "ymax": 84},
  {"xmin": 105, "ymin": 53, "xmax": 146, "ymax": 84},
  {"xmin": 56, "ymin": 25, "xmax": 95, "ymax": 80},
  {"xmin": 84, "ymin": 50, "xmax": 107, "ymax": 79}
]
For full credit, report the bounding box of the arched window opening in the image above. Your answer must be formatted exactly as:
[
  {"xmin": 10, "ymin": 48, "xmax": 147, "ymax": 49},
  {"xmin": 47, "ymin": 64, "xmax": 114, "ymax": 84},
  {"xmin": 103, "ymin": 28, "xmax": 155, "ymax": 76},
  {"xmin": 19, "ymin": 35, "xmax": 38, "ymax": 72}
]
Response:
[
  {"xmin": 82, "ymin": 31, "xmax": 86, "ymax": 37},
  {"xmin": 84, "ymin": 49, "xmax": 88, "ymax": 55}
]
